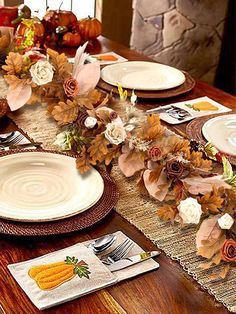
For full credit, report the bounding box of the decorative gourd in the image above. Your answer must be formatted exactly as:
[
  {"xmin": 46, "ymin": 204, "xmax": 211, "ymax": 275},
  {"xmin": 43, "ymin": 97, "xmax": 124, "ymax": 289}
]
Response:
[
  {"xmin": 16, "ymin": 18, "xmax": 45, "ymax": 46},
  {"xmin": 43, "ymin": 10, "xmax": 77, "ymax": 32},
  {"xmin": 62, "ymin": 32, "xmax": 81, "ymax": 47},
  {"xmin": 77, "ymin": 16, "xmax": 102, "ymax": 40},
  {"xmin": 28, "ymin": 256, "xmax": 90, "ymax": 290}
]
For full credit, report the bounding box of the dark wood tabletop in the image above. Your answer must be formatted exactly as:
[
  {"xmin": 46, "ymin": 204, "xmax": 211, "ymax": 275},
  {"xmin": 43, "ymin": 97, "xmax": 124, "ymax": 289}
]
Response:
[{"xmin": 0, "ymin": 36, "xmax": 235, "ymax": 314}]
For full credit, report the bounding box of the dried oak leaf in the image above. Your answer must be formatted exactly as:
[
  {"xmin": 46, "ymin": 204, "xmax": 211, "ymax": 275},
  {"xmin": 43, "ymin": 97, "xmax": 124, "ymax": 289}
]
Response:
[
  {"xmin": 139, "ymin": 114, "xmax": 164, "ymax": 141},
  {"xmin": 189, "ymin": 151, "xmax": 212, "ymax": 171},
  {"xmin": 223, "ymin": 188, "xmax": 236, "ymax": 215},
  {"xmin": 4, "ymin": 74, "xmax": 23, "ymax": 88},
  {"xmin": 157, "ymin": 205, "xmax": 178, "ymax": 221},
  {"xmin": 75, "ymin": 93, "xmax": 95, "ymax": 110},
  {"xmin": 96, "ymin": 109, "xmax": 111, "ymax": 124},
  {"xmin": 76, "ymin": 146, "xmax": 91, "ymax": 174},
  {"xmin": 171, "ymin": 137, "xmax": 190, "ymax": 157},
  {"xmin": 137, "ymin": 174, "xmax": 149, "ymax": 196},
  {"xmin": 104, "ymin": 145, "xmax": 120, "ymax": 165},
  {"xmin": 197, "ymin": 186, "xmax": 224, "ymax": 214},
  {"xmin": 2, "ymin": 52, "xmax": 23, "ymax": 75},
  {"xmin": 51, "ymin": 99, "xmax": 79, "ymax": 125},
  {"xmin": 172, "ymin": 180, "xmax": 186, "ymax": 202},
  {"xmin": 47, "ymin": 48, "xmax": 72, "ymax": 80},
  {"xmin": 88, "ymin": 133, "xmax": 109, "ymax": 165}
]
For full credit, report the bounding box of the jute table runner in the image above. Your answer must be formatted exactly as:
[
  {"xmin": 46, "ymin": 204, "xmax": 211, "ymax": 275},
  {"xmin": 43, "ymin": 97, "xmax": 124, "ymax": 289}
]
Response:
[{"xmin": 0, "ymin": 76, "xmax": 235, "ymax": 312}]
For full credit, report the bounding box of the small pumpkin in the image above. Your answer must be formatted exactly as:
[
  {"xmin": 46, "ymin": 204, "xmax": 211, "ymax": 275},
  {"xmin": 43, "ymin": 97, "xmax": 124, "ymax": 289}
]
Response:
[
  {"xmin": 77, "ymin": 16, "xmax": 102, "ymax": 40},
  {"xmin": 62, "ymin": 31, "xmax": 81, "ymax": 47}
]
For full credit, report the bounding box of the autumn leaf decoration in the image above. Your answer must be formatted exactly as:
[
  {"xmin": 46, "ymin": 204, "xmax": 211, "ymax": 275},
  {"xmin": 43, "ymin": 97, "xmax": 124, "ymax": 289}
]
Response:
[
  {"xmin": 197, "ymin": 186, "xmax": 224, "ymax": 214},
  {"xmin": 139, "ymin": 114, "xmax": 164, "ymax": 141},
  {"xmin": 2, "ymin": 52, "xmax": 23, "ymax": 75},
  {"xmin": 47, "ymin": 48, "xmax": 72, "ymax": 81},
  {"xmin": 52, "ymin": 100, "xmax": 79, "ymax": 125},
  {"xmin": 28, "ymin": 256, "xmax": 90, "ymax": 291}
]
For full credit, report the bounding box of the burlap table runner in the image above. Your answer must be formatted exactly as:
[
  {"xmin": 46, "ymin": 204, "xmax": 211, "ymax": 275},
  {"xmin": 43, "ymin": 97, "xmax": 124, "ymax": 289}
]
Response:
[{"xmin": 0, "ymin": 76, "xmax": 235, "ymax": 312}]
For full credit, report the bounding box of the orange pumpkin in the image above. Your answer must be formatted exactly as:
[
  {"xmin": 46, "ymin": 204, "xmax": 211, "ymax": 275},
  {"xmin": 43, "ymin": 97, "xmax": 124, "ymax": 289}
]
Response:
[
  {"xmin": 43, "ymin": 10, "xmax": 77, "ymax": 32},
  {"xmin": 62, "ymin": 32, "xmax": 81, "ymax": 47},
  {"xmin": 77, "ymin": 16, "xmax": 102, "ymax": 40}
]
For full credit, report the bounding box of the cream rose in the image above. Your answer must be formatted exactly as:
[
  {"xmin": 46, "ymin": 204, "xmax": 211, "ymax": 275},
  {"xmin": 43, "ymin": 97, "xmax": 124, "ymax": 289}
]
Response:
[
  {"xmin": 30, "ymin": 60, "xmax": 54, "ymax": 85},
  {"xmin": 218, "ymin": 213, "xmax": 234, "ymax": 230},
  {"xmin": 84, "ymin": 116, "xmax": 97, "ymax": 129},
  {"xmin": 177, "ymin": 197, "xmax": 202, "ymax": 224},
  {"xmin": 104, "ymin": 121, "xmax": 127, "ymax": 145}
]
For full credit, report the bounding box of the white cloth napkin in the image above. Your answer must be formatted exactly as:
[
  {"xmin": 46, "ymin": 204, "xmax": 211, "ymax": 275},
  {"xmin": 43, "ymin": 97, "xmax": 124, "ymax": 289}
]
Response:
[{"xmin": 8, "ymin": 231, "xmax": 159, "ymax": 310}]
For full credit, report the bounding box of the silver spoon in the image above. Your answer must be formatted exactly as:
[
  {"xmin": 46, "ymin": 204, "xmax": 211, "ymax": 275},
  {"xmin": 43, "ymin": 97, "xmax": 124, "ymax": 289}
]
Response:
[{"xmin": 88, "ymin": 233, "xmax": 117, "ymax": 254}]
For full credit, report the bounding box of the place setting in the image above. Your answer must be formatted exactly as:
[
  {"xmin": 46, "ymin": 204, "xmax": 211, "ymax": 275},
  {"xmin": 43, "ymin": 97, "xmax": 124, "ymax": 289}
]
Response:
[{"xmin": 97, "ymin": 60, "xmax": 196, "ymax": 99}]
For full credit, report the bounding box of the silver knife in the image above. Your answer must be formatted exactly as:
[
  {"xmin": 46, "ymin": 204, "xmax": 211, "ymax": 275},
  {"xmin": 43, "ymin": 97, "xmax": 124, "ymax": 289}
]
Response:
[{"xmin": 107, "ymin": 251, "xmax": 160, "ymax": 272}]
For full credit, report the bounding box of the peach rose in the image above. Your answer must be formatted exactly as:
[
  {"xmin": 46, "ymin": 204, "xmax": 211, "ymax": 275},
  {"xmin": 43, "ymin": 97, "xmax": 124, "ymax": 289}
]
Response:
[{"xmin": 63, "ymin": 77, "xmax": 79, "ymax": 97}]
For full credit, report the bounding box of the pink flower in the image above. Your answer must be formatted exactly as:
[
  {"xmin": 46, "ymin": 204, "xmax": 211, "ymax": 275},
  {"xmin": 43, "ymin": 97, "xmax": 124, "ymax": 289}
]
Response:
[{"xmin": 63, "ymin": 77, "xmax": 80, "ymax": 97}]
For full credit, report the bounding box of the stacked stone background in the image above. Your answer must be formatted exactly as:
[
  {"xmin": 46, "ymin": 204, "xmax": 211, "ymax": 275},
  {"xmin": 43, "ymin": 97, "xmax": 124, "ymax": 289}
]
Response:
[{"xmin": 130, "ymin": 0, "xmax": 229, "ymax": 85}]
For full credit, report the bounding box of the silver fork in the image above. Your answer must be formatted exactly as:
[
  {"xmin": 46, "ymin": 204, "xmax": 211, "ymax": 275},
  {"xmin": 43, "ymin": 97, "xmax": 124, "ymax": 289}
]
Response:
[
  {"xmin": 2, "ymin": 133, "xmax": 24, "ymax": 146},
  {"xmin": 100, "ymin": 239, "xmax": 134, "ymax": 265}
]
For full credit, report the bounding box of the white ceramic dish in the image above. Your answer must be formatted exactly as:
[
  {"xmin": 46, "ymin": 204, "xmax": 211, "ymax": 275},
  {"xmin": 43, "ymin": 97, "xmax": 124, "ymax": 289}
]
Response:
[
  {"xmin": 101, "ymin": 61, "xmax": 186, "ymax": 91},
  {"xmin": 202, "ymin": 114, "xmax": 236, "ymax": 156},
  {"xmin": 0, "ymin": 152, "xmax": 104, "ymax": 222}
]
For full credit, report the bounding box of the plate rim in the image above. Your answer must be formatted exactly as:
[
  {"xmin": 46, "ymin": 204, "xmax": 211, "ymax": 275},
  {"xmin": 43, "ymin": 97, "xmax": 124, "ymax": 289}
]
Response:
[
  {"xmin": 0, "ymin": 150, "xmax": 104, "ymax": 222},
  {"xmin": 202, "ymin": 114, "xmax": 236, "ymax": 156},
  {"xmin": 101, "ymin": 61, "xmax": 186, "ymax": 91}
]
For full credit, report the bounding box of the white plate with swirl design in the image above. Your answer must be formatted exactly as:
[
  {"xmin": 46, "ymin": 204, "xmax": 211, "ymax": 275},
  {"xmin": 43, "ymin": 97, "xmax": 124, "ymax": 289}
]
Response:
[
  {"xmin": 101, "ymin": 61, "xmax": 186, "ymax": 90},
  {"xmin": 0, "ymin": 152, "xmax": 104, "ymax": 222}
]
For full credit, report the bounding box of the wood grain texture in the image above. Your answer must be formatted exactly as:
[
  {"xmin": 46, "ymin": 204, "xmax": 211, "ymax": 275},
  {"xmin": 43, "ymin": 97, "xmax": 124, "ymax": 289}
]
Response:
[{"xmin": 0, "ymin": 36, "xmax": 235, "ymax": 314}]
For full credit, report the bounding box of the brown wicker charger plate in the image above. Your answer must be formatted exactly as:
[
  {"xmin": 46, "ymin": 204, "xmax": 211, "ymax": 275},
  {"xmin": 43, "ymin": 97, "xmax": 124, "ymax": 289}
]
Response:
[
  {"xmin": 0, "ymin": 149, "xmax": 119, "ymax": 236},
  {"xmin": 97, "ymin": 71, "xmax": 195, "ymax": 99},
  {"xmin": 186, "ymin": 112, "xmax": 236, "ymax": 165}
]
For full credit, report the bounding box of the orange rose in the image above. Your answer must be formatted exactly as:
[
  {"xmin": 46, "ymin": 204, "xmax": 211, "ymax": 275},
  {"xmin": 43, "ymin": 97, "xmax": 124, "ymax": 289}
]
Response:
[
  {"xmin": 221, "ymin": 239, "xmax": 236, "ymax": 262},
  {"xmin": 63, "ymin": 77, "xmax": 79, "ymax": 97},
  {"xmin": 148, "ymin": 145, "xmax": 162, "ymax": 161}
]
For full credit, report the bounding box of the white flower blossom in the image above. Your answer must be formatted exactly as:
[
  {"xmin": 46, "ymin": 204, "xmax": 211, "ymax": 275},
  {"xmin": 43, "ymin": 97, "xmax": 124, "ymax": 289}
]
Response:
[
  {"xmin": 130, "ymin": 90, "xmax": 137, "ymax": 105},
  {"xmin": 53, "ymin": 131, "xmax": 71, "ymax": 150},
  {"xmin": 177, "ymin": 197, "xmax": 202, "ymax": 224},
  {"xmin": 84, "ymin": 116, "xmax": 97, "ymax": 129},
  {"xmin": 104, "ymin": 121, "xmax": 127, "ymax": 145},
  {"xmin": 218, "ymin": 213, "xmax": 234, "ymax": 230},
  {"xmin": 128, "ymin": 136, "xmax": 151, "ymax": 152},
  {"xmin": 30, "ymin": 60, "xmax": 54, "ymax": 85}
]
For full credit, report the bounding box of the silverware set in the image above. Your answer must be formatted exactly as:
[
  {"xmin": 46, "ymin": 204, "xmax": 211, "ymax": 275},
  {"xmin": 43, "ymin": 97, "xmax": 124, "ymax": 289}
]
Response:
[
  {"xmin": 0, "ymin": 132, "xmax": 41, "ymax": 150},
  {"xmin": 147, "ymin": 105, "xmax": 191, "ymax": 121},
  {"xmin": 88, "ymin": 234, "xmax": 160, "ymax": 271}
]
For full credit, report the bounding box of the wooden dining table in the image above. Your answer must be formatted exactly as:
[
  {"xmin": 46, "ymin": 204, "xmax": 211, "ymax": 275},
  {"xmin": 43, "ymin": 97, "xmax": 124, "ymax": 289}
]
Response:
[{"xmin": 0, "ymin": 36, "xmax": 235, "ymax": 314}]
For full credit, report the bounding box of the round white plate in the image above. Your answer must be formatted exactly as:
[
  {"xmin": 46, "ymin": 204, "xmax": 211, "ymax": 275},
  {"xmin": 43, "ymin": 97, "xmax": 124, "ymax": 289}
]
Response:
[
  {"xmin": 101, "ymin": 61, "xmax": 186, "ymax": 91},
  {"xmin": 0, "ymin": 152, "xmax": 104, "ymax": 222},
  {"xmin": 202, "ymin": 114, "xmax": 236, "ymax": 157}
]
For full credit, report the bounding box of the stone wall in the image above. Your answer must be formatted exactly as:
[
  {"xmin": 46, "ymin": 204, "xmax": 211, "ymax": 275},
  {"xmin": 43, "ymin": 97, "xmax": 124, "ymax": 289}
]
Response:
[{"xmin": 130, "ymin": 0, "xmax": 229, "ymax": 84}]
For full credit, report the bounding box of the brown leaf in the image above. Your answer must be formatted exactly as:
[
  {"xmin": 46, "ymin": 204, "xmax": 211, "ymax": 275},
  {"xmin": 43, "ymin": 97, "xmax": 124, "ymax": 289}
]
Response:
[
  {"xmin": 139, "ymin": 114, "xmax": 164, "ymax": 141},
  {"xmin": 199, "ymin": 252, "xmax": 221, "ymax": 269},
  {"xmin": 197, "ymin": 233, "xmax": 226, "ymax": 259},
  {"xmin": 157, "ymin": 205, "xmax": 178, "ymax": 221},
  {"xmin": 96, "ymin": 109, "xmax": 111, "ymax": 123},
  {"xmin": 4, "ymin": 74, "xmax": 24, "ymax": 88},
  {"xmin": 198, "ymin": 186, "xmax": 224, "ymax": 214},
  {"xmin": 137, "ymin": 174, "xmax": 149, "ymax": 196},
  {"xmin": 209, "ymin": 264, "xmax": 230, "ymax": 280},
  {"xmin": 196, "ymin": 216, "xmax": 222, "ymax": 249},
  {"xmin": 172, "ymin": 180, "xmax": 186, "ymax": 202},
  {"xmin": 2, "ymin": 52, "xmax": 23, "ymax": 75},
  {"xmin": 75, "ymin": 94, "xmax": 94, "ymax": 110},
  {"xmin": 47, "ymin": 48, "xmax": 72, "ymax": 80},
  {"xmin": 76, "ymin": 146, "xmax": 91, "ymax": 174},
  {"xmin": 189, "ymin": 151, "xmax": 212, "ymax": 171},
  {"xmin": 51, "ymin": 99, "xmax": 79, "ymax": 125},
  {"xmin": 148, "ymin": 165, "xmax": 163, "ymax": 183},
  {"xmin": 88, "ymin": 134, "xmax": 109, "ymax": 165},
  {"xmin": 104, "ymin": 145, "xmax": 120, "ymax": 165}
]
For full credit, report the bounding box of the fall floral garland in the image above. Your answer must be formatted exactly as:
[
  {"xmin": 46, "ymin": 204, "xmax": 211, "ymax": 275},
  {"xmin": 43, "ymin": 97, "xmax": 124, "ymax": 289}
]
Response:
[{"xmin": 2, "ymin": 47, "xmax": 236, "ymax": 280}]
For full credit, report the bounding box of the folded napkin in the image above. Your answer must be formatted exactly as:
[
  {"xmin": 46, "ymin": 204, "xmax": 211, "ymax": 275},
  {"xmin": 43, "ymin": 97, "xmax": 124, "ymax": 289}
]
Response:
[{"xmin": 8, "ymin": 231, "xmax": 159, "ymax": 310}]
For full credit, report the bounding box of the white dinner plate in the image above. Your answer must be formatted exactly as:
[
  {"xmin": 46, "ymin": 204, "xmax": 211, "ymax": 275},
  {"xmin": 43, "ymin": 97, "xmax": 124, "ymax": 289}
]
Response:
[
  {"xmin": 0, "ymin": 152, "xmax": 104, "ymax": 222},
  {"xmin": 202, "ymin": 114, "xmax": 236, "ymax": 157},
  {"xmin": 101, "ymin": 61, "xmax": 186, "ymax": 91}
]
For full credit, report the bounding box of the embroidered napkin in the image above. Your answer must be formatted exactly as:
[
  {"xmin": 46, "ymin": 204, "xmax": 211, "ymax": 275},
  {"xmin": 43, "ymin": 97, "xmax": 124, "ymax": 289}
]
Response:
[{"xmin": 8, "ymin": 232, "xmax": 159, "ymax": 310}]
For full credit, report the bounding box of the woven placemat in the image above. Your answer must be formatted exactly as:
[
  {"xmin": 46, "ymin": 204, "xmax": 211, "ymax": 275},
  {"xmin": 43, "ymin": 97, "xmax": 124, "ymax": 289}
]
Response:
[
  {"xmin": 186, "ymin": 113, "xmax": 236, "ymax": 165},
  {"xmin": 0, "ymin": 149, "xmax": 119, "ymax": 236},
  {"xmin": 97, "ymin": 71, "xmax": 195, "ymax": 99}
]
